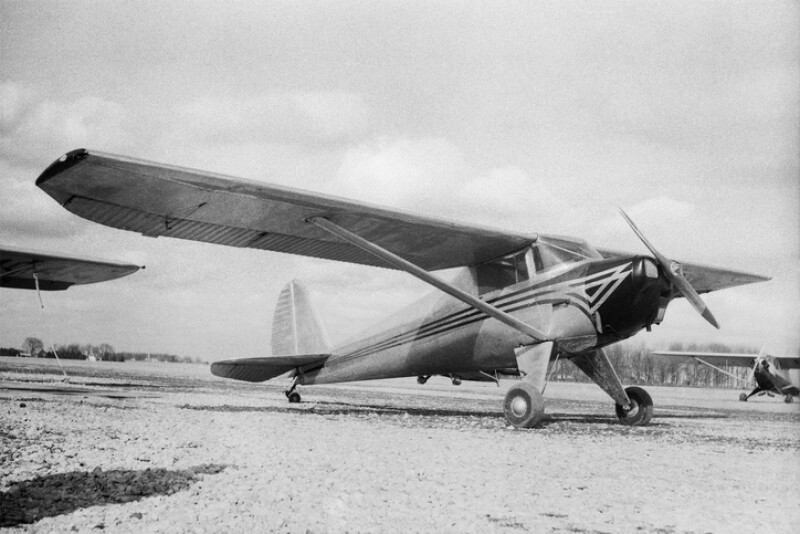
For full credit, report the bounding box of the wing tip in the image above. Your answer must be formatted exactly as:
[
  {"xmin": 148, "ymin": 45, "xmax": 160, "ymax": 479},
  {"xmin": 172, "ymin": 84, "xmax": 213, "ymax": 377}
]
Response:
[{"xmin": 36, "ymin": 148, "xmax": 90, "ymax": 188}]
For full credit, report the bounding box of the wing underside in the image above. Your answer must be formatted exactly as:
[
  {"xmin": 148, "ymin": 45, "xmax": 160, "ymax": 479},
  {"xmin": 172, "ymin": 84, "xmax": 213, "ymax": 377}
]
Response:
[
  {"xmin": 36, "ymin": 149, "xmax": 537, "ymax": 271},
  {"xmin": 0, "ymin": 245, "xmax": 141, "ymax": 291}
]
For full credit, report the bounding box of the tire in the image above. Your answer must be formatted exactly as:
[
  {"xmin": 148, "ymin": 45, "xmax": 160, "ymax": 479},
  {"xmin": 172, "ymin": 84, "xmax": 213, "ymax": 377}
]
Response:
[
  {"xmin": 615, "ymin": 386, "xmax": 653, "ymax": 426},
  {"xmin": 287, "ymin": 391, "xmax": 301, "ymax": 404},
  {"xmin": 739, "ymin": 393, "xmax": 748, "ymax": 402},
  {"xmin": 503, "ymin": 382, "xmax": 545, "ymax": 428}
]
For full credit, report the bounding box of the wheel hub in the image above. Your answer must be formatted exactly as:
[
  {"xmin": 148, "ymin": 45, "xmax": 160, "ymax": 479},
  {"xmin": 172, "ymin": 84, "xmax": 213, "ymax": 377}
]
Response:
[{"xmin": 510, "ymin": 396, "xmax": 528, "ymax": 417}]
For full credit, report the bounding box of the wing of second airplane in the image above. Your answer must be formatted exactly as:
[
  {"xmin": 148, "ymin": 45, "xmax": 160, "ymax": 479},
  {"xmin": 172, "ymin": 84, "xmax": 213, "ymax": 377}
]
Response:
[
  {"xmin": 36, "ymin": 149, "xmax": 538, "ymax": 271},
  {"xmin": 653, "ymin": 351, "xmax": 800, "ymax": 370},
  {"xmin": 1, "ymin": 244, "xmax": 141, "ymax": 291},
  {"xmin": 210, "ymin": 354, "xmax": 330, "ymax": 382}
]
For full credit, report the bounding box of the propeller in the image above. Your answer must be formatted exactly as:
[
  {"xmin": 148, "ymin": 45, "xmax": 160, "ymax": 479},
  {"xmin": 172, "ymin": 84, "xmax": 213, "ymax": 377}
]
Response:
[
  {"xmin": 747, "ymin": 344, "xmax": 768, "ymax": 385},
  {"xmin": 618, "ymin": 209, "xmax": 719, "ymax": 329}
]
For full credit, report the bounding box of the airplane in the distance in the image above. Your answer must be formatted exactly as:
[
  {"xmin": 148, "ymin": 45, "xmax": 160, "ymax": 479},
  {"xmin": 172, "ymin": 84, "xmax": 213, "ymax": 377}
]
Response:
[
  {"xmin": 653, "ymin": 350, "xmax": 800, "ymax": 403},
  {"xmin": 34, "ymin": 148, "xmax": 770, "ymax": 427}
]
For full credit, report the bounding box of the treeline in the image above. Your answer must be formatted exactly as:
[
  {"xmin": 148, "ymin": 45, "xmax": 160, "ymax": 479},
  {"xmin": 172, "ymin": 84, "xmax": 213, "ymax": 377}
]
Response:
[
  {"xmin": 549, "ymin": 341, "xmax": 754, "ymax": 388},
  {"xmin": 115, "ymin": 352, "xmax": 200, "ymax": 364},
  {"xmin": 1, "ymin": 337, "xmax": 204, "ymax": 364}
]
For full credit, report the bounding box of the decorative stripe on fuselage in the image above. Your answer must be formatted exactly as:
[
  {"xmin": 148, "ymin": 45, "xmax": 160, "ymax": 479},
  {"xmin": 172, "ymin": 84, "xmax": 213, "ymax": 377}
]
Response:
[{"xmin": 324, "ymin": 262, "xmax": 633, "ymax": 368}]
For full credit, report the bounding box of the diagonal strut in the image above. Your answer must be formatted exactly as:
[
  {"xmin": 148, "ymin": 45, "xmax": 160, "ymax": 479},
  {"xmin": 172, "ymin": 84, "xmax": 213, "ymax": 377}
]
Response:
[{"xmin": 307, "ymin": 216, "xmax": 550, "ymax": 343}]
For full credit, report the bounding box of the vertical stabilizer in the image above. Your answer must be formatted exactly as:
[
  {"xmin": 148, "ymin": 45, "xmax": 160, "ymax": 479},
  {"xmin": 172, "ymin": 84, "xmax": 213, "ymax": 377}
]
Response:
[{"xmin": 271, "ymin": 280, "xmax": 331, "ymax": 356}]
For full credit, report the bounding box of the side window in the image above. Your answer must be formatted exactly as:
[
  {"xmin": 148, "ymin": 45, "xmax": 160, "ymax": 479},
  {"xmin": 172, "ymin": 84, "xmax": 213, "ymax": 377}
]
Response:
[{"xmin": 475, "ymin": 249, "xmax": 530, "ymax": 294}]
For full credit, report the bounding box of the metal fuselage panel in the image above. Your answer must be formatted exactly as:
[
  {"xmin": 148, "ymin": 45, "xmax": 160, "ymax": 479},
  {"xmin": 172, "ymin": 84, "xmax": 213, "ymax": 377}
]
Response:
[{"xmin": 300, "ymin": 255, "xmax": 664, "ymax": 385}]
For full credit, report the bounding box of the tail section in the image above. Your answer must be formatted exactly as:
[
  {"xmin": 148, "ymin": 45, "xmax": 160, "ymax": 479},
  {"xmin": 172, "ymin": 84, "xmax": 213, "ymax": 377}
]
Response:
[{"xmin": 272, "ymin": 279, "xmax": 331, "ymax": 356}]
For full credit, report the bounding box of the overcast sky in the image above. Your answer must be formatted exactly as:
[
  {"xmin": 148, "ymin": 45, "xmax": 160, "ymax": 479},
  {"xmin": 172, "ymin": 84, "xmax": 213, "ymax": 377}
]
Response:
[{"xmin": 1, "ymin": 1, "xmax": 798, "ymax": 361}]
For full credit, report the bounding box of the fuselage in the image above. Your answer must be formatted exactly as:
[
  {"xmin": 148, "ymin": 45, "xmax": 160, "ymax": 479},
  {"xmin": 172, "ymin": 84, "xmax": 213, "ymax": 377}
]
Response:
[
  {"xmin": 754, "ymin": 358, "xmax": 800, "ymax": 397},
  {"xmin": 300, "ymin": 248, "xmax": 668, "ymax": 386}
]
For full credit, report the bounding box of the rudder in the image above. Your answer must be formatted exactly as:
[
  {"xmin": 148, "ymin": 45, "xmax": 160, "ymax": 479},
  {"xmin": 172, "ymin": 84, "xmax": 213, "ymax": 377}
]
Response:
[{"xmin": 272, "ymin": 280, "xmax": 331, "ymax": 356}]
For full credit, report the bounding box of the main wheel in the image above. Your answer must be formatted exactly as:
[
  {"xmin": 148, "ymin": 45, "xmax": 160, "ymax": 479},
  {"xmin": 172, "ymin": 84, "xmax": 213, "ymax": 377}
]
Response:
[
  {"xmin": 615, "ymin": 386, "xmax": 653, "ymax": 426},
  {"xmin": 503, "ymin": 382, "xmax": 545, "ymax": 428},
  {"xmin": 287, "ymin": 391, "xmax": 301, "ymax": 403},
  {"xmin": 739, "ymin": 392, "xmax": 748, "ymax": 402},
  {"xmin": 785, "ymin": 395, "xmax": 794, "ymax": 404}
]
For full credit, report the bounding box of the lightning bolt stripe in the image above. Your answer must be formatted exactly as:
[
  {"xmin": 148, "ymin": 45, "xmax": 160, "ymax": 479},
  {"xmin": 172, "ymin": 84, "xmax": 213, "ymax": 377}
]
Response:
[{"xmin": 323, "ymin": 262, "xmax": 634, "ymax": 368}]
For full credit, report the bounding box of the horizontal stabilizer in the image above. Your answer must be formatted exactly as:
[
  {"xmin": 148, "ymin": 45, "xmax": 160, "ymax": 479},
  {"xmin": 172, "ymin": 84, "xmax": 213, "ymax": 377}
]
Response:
[{"xmin": 210, "ymin": 354, "xmax": 329, "ymax": 382}]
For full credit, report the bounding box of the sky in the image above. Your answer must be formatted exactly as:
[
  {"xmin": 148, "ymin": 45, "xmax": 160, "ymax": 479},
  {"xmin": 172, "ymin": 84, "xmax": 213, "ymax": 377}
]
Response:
[{"xmin": 1, "ymin": 1, "xmax": 798, "ymax": 361}]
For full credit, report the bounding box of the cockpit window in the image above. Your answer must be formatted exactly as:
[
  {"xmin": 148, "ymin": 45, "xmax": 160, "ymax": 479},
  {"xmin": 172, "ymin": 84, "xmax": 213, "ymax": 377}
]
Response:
[
  {"xmin": 475, "ymin": 248, "xmax": 530, "ymax": 294},
  {"xmin": 475, "ymin": 236, "xmax": 600, "ymax": 294},
  {"xmin": 532, "ymin": 236, "xmax": 600, "ymax": 274}
]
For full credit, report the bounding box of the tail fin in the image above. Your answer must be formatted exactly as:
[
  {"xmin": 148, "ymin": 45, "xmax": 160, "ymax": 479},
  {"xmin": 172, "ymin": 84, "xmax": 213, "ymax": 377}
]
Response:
[{"xmin": 271, "ymin": 279, "xmax": 331, "ymax": 356}]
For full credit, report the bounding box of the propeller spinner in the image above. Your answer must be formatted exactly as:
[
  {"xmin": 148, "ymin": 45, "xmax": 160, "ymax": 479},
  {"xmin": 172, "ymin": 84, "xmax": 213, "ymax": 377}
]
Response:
[{"xmin": 618, "ymin": 209, "xmax": 720, "ymax": 329}]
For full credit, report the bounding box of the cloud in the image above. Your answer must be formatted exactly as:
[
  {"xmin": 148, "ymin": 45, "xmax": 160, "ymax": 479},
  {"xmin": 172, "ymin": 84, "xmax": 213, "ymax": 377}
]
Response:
[
  {"xmin": 332, "ymin": 137, "xmax": 568, "ymax": 231},
  {"xmin": 175, "ymin": 91, "xmax": 371, "ymax": 146},
  {"xmin": 0, "ymin": 82, "xmax": 132, "ymax": 163},
  {"xmin": 0, "ymin": 160, "xmax": 87, "ymax": 243}
]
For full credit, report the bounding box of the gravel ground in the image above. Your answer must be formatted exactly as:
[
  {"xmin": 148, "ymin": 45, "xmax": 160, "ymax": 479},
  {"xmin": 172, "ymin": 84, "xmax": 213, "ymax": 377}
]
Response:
[{"xmin": 1, "ymin": 358, "xmax": 799, "ymax": 533}]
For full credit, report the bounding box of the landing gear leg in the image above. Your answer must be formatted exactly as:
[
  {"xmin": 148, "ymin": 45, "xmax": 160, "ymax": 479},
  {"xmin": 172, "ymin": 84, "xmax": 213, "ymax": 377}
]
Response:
[
  {"xmin": 284, "ymin": 376, "xmax": 301, "ymax": 403},
  {"xmin": 572, "ymin": 349, "xmax": 653, "ymax": 426},
  {"xmin": 503, "ymin": 342, "xmax": 554, "ymax": 428},
  {"xmin": 741, "ymin": 386, "xmax": 763, "ymax": 402}
]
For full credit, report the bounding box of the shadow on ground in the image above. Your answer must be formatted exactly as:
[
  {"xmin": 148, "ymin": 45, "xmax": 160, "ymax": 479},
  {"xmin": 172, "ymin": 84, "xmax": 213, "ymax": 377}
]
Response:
[
  {"xmin": 180, "ymin": 400, "xmax": 729, "ymax": 425},
  {"xmin": 0, "ymin": 464, "xmax": 227, "ymax": 527}
]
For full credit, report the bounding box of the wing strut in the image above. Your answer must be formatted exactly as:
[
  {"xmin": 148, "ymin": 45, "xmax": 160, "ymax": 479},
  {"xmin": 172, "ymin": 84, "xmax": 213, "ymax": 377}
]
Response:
[
  {"xmin": 692, "ymin": 357, "xmax": 748, "ymax": 385},
  {"xmin": 307, "ymin": 216, "xmax": 550, "ymax": 343},
  {"xmin": 32, "ymin": 268, "xmax": 45, "ymax": 309}
]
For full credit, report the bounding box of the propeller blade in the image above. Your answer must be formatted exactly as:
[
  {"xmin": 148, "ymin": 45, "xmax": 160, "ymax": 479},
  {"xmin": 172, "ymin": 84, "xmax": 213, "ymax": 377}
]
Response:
[
  {"xmin": 671, "ymin": 274, "xmax": 720, "ymax": 329},
  {"xmin": 618, "ymin": 208, "xmax": 720, "ymax": 329},
  {"xmin": 617, "ymin": 209, "xmax": 671, "ymax": 267},
  {"xmin": 747, "ymin": 359, "xmax": 757, "ymax": 386}
]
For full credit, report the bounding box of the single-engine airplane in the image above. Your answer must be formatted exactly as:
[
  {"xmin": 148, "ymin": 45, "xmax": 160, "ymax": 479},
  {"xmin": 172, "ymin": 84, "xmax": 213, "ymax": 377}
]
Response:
[
  {"xmin": 35, "ymin": 148, "xmax": 770, "ymax": 427},
  {"xmin": 653, "ymin": 350, "xmax": 800, "ymax": 403}
]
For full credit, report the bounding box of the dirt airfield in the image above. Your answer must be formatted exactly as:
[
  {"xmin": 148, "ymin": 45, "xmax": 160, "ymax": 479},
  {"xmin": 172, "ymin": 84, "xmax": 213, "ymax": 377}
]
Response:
[{"xmin": 1, "ymin": 357, "xmax": 798, "ymax": 534}]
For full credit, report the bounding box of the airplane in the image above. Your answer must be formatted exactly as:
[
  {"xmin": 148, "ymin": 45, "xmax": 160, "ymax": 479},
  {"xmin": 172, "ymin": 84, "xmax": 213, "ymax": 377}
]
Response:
[
  {"xmin": 652, "ymin": 350, "xmax": 800, "ymax": 403},
  {"xmin": 34, "ymin": 148, "xmax": 770, "ymax": 428},
  {"xmin": 1, "ymin": 244, "xmax": 141, "ymax": 375}
]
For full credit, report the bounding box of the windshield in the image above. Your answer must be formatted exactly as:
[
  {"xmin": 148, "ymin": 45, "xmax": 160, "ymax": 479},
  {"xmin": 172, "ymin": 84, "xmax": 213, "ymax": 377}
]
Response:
[{"xmin": 532, "ymin": 235, "xmax": 601, "ymax": 274}]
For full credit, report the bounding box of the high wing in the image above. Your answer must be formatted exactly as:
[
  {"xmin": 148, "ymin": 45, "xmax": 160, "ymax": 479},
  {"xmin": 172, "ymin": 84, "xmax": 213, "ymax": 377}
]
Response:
[
  {"xmin": 653, "ymin": 351, "xmax": 800, "ymax": 370},
  {"xmin": 597, "ymin": 248, "xmax": 770, "ymax": 293},
  {"xmin": 210, "ymin": 354, "xmax": 330, "ymax": 382},
  {"xmin": 36, "ymin": 149, "xmax": 538, "ymax": 271},
  {"xmin": 0, "ymin": 244, "xmax": 141, "ymax": 291}
]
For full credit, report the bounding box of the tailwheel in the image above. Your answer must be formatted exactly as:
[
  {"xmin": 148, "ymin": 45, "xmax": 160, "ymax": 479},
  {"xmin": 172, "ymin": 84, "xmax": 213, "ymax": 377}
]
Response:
[
  {"xmin": 739, "ymin": 393, "xmax": 748, "ymax": 402},
  {"xmin": 287, "ymin": 391, "xmax": 301, "ymax": 403},
  {"xmin": 615, "ymin": 386, "xmax": 653, "ymax": 426},
  {"xmin": 503, "ymin": 382, "xmax": 545, "ymax": 428}
]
